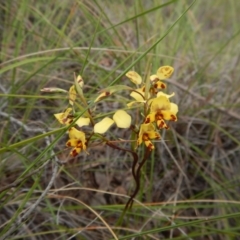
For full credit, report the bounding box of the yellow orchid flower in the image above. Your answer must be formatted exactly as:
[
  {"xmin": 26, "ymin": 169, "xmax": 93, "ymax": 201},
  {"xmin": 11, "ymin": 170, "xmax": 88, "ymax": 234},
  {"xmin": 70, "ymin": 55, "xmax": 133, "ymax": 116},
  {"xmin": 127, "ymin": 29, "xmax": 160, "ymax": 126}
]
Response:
[
  {"xmin": 145, "ymin": 95, "xmax": 178, "ymax": 129},
  {"xmin": 137, "ymin": 123, "xmax": 161, "ymax": 150},
  {"xmin": 66, "ymin": 127, "xmax": 87, "ymax": 157},
  {"xmin": 54, "ymin": 108, "xmax": 90, "ymax": 127},
  {"xmin": 150, "ymin": 66, "xmax": 174, "ymax": 93}
]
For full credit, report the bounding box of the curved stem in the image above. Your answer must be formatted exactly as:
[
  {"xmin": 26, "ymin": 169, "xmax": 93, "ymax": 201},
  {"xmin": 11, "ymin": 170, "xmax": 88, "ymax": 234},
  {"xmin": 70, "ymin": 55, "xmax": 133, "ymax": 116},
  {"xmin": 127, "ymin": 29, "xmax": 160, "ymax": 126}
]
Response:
[{"xmin": 124, "ymin": 147, "xmax": 151, "ymax": 211}]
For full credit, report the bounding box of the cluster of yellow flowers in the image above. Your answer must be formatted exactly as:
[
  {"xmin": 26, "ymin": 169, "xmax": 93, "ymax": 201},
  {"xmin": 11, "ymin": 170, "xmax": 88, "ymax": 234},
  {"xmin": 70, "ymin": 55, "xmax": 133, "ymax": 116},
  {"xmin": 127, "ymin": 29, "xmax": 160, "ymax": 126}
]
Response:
[
  {"xmin": 46, "ymin": 66, "xmax": 178, "ymax": 157},
  {"xmin": 125, "ymin": 66, "xmax": 178, "ymax": 151}
]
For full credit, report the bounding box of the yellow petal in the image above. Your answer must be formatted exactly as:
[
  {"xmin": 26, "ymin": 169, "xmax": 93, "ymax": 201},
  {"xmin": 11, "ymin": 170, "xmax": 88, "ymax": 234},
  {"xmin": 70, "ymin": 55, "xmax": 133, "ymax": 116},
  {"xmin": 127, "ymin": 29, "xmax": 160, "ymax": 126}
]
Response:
[
  {"xmin": 140, "ymin": 123, "xmax": 155, "ymax": 132},
  {"xmin": 157, "ymin": 66, "xmax": 174, "ymax": 80},
  {"xmin": 159, "ymin": 110, "xmax": 176, "ymax": 121},
  {"xmin": 54, "ymin": 108, "xmax": 72, "ymax": 125},
  {"xmin": 130, "ymin": 88, "xmax": 145, "ymax": 101},
  {"xmin": 54, "ymin": 113, "xmax": 64, "ymax": 124},
  {"xmin": 150, "ymin": 96, "xmax": 171, "ymax": 112},
  {"xmin": 157, "ymin": 119, "xmax": 169, "ymax": 129},
  {"xmin": 70, "ymin": 147, "xmax": 82, "ymax": 157},
  {"xmin": 147, "ymin": 130, "xmax": 161, "ymax": 140},
  {"xmin": 69, "ymin": 85, "xmax": 77, "ymax": 106},
  {"xmin": 126, "ymin": 71, "xmax": 142, "ymax": 85},
  {"xmin": 170, "ymin": 102, "xmax": 178, "ymax": 115},
  {"xmin": 66, "ymin": 139, "xmax": 79, "ymax": 147},
  {"xmin": 113, "ymin": 110, "xmax": 131, "ymax": 128},
  {"xmin": 76, "ymin": 75, "xmax": 84, "ymax": 88},
  {"xmin": 145, "ymin": 112, "xmax": 156, "ymax": 124},
  {"xmin": 138, "ymin": 123, "xmax": 155, "ymax": 139},
  {"xmin": 68, "ymin": 127, "xmax": 86, "ymax": 142},
  {"xmin": 150, "ymin": 74, "xmax": 159, "ymax": 82},
  {"xmin": 144, "ymin": 140, "xmax": 154, "ymax": 150},
  {"xmin": 157, "ymin": 91, "xmax": 175, "ymax": 98},
  {"xmin": 94, "ymin": 91, "xmax": 111, "ymax": 103},
  {"xmin": 76, "ymin": 117, "xmax": 90, "ymax": 127},
  {"xmin": 66, "ymin": 138, "xmax": 86, "ymax": 150},
  {"xmin": 94, "ymin": 117, "xmax": 114, "ymax": 134}
]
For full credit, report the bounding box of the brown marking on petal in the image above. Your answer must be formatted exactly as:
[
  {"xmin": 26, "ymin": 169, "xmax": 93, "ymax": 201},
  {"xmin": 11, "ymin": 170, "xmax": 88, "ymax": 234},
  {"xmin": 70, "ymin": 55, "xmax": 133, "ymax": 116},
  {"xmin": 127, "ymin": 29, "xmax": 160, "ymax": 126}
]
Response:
[
  {"xmin": 66, "ymin": 142, "xmax": 72, "ymax": 147},
  {"xmin": 156, "ymin": 112, "xmax": 163, "ymax": 120},
  {"xmin": 142, "ymin": 133, "xmax": 149, "ymax": 141},
  {"xmin": 155, "ymin": 133, "xmax": 160, "ymax": 139},
  {"xmin": 157, "ymin": 119, "xmax": 169, "ymax": 129},
  {"xmin": 145, "ymin": 117, "xmax": 150, "ymax": 124},
  {"xmin": 63, "ymin": 117, "xmax": 68, "ymax": 123},
  {"xmin": 158, "ymin": 120, "xmax": 164, "ymax": 129},
  {"xmin": 151, "ymin": 77, "xmax": 158, "ymax": 82},
  {"xmin": 147, "ymin": 142, "xmax": 154, "ymax": 151},
  {"xmin": 161, "ymin": 83, "xmax": 166, "ymax": 89},
  {"xmin": 97, "ymin": 91, "xmax": 111, "ymax": 101},
  {"xmin": 171, "ymin": 115, "xmax": 177, "ymax": 121},
  {"xmin": 150, "ymin": 87, "xmax": 157, "ymax": 95},
  {"xmin": 149, "ymin": 87, "xmax": 155, "ymax": 95},
  {"xmin": 76, "ymin": 140, "xmax": 83, "ymax": 148},
  {"xmin": 71, "ymin": 149, "xmax": 78, "ymax": 157}
]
